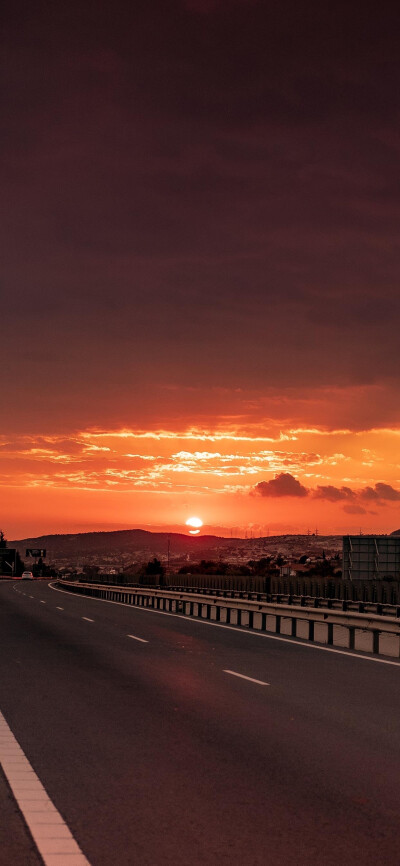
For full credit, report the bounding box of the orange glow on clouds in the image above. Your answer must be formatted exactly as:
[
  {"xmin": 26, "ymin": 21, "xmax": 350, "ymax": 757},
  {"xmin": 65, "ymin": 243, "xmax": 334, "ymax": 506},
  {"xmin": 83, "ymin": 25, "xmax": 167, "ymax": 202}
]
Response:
[{"xmin": 2, "ymin": 422, "xmax": 400, "ymax": 538}]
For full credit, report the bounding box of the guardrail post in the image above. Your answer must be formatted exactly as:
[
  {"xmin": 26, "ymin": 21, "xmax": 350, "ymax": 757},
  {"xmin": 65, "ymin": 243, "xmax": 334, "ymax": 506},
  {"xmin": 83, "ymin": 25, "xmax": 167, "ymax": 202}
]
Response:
[{"xmin": 59, "ymin": 582, "xmax": 400, "ymax": 660}]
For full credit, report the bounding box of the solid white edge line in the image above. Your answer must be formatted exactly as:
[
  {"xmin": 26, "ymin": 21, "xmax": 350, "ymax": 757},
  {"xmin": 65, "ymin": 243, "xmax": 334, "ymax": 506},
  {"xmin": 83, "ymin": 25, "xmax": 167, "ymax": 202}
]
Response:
[
  {"xmin": 47, "ymin": 583, "xmax": 400, "ymax": 667},
  {"xmin": 224, "ymin": 669, "xmax": 270, "ymax": 686},
  {"xmin": 0, "ymin": 711, "xmax": 91, "ymax": 866},
  {"xmin": 127, "ymin": 634, "xmax": 148, "ymax": 643}
]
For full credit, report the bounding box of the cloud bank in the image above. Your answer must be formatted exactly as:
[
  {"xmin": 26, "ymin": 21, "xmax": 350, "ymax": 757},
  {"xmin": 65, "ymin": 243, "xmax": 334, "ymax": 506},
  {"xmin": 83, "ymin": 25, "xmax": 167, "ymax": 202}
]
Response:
[{"xmin": 254, "ymin": 473, "xmax": 400, "ymax": 513}]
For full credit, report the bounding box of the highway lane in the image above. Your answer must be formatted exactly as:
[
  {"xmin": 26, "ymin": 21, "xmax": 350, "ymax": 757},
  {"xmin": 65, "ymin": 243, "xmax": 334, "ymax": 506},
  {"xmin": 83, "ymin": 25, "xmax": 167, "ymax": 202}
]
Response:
[{"xmin": 0, "ymin": 580, "xmax": 399, "ymax": 866}]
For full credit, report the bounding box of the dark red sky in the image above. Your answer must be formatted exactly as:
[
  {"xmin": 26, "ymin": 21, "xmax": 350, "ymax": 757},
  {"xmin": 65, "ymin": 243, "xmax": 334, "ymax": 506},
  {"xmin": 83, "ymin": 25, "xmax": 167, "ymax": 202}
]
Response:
[{"xmin": 2, "ymin": 1, "xmax": 400, "ymax": 536}]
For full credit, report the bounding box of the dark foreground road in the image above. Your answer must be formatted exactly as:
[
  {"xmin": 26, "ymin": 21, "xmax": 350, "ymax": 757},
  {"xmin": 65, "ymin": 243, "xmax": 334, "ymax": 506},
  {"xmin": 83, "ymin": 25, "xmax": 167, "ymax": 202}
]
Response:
[{"xmin": 0, "ymin": 580, "xmax": 399, "ymax": 865}]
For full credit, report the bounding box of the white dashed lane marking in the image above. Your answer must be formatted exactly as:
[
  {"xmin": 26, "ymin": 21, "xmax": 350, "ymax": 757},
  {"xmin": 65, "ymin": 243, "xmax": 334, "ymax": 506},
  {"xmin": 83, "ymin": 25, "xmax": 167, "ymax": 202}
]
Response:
[
  {"xmin": 56, "ymin": 607, "xmax": 64, "ymax": 611},
  {"xmin": 0, "ymin": 711, "xmax": 91, "ymax": 865},
  {"xmin": 223, "ymin": 669, "xmax": 270, "ymax": 686},
  {"xmin": 127, "ymin": 634, "xmax": 148, "ymax": 643},
  {"xmin": 40, "ymin": 601, "xmax": 46, "ymax": 605},
  {"xmin": 82, "ymin": 617, "xmax": 94, "ymax": 623},
  {"xmin": 48, "ymin": 582, "xmax": 400, "ymax": 668}
]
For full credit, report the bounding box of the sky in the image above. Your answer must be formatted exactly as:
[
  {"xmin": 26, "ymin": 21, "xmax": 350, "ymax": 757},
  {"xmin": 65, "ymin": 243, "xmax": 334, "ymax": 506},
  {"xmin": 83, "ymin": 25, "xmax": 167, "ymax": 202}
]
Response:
[{"xmin": 2, "ymin": 0, "xmax": 400, "ymax": 539}]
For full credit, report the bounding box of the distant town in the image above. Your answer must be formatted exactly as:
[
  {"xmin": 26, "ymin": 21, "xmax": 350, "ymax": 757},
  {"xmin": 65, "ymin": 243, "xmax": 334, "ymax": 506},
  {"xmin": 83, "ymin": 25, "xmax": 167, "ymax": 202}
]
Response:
[
  {"xmin": 0, "ymin": 526, "xmax": 395, "ymax": 586},
  {"xmin": 7, "ymin": 528, "xmax": 344, "ymax": 579}
]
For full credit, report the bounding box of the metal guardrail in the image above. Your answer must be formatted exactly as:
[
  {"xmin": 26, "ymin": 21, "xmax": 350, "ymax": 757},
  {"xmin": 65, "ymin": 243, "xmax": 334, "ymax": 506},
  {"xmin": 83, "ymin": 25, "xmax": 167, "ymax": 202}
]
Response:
[
  {"xmin": 57, "ymin": 580, "xmax": 400, "ymax": 658},
  {"xmin": 75, "ymin": 578, "xmax": 400, "ymax": 618},
  {"xmin": 163, "ymin": 585, "xmax": 400, "ymax": 618}
]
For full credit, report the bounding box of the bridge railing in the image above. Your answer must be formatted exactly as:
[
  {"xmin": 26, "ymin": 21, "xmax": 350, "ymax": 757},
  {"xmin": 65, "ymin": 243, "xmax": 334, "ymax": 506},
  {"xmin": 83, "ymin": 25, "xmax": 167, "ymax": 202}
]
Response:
[{"xmin": 56, "ymin": 580, "xmax": 400, "ymax": 659}]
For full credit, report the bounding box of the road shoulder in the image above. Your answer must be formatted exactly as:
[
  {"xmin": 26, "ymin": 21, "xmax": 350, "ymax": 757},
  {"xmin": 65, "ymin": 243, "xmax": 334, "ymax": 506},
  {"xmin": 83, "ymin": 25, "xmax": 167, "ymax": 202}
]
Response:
[{"xmin": 0, "ymin": 767, "xmax": 42, "ymax": 866}]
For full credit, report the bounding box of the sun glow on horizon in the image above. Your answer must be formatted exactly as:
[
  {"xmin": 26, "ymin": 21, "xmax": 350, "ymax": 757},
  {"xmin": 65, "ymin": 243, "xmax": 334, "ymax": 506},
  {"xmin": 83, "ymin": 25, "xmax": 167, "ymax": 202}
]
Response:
[{"xmin": 186, "ymin": 516, "xmax": 203, "ymax": 529}]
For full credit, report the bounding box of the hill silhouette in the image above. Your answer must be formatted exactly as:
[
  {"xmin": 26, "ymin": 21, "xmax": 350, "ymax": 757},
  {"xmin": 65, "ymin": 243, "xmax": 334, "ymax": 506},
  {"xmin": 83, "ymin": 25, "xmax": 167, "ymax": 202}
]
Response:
[
  {"xmin": 10, "ymin": 528, "xmax": 342, "ymax": 568},
  {"xmin": 10, "ymin": 528, "xmax": 239, "ymax": 560}
]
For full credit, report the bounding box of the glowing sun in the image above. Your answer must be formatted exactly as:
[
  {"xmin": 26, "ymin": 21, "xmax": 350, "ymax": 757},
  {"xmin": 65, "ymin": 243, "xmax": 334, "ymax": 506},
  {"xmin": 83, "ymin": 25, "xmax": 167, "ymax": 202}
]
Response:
[{"xmin": 186, "ymin": 516, "xmax": 203, "ymax": 535}]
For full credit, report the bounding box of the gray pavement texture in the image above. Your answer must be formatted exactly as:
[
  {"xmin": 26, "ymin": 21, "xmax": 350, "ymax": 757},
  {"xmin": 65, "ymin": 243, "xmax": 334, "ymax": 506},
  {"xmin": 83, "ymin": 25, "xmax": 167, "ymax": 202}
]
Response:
[{"xmin": 0, "ymin": 580, "xmax": 399, "ymax": 866}]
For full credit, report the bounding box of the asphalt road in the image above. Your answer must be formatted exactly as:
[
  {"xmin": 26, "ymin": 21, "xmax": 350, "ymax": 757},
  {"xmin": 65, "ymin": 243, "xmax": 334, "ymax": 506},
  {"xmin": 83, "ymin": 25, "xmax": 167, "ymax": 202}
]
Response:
[{"xmin": 0, "ymin": 579, "xmax": 399, "ymax": 866}]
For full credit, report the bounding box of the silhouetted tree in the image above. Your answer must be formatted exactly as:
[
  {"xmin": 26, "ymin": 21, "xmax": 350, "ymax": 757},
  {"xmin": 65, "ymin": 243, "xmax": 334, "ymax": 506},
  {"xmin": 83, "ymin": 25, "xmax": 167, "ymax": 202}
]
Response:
[
  {"xmin": 82, "ymin": 565, "xmax": 100, "ymax": 579},
  {"xmin": 144, "ymin": 557, "xmax": 165, "ymax": 576},
  {"xmin": 248, "ymin": 556, "xmax": 273, "ymax": 574}
]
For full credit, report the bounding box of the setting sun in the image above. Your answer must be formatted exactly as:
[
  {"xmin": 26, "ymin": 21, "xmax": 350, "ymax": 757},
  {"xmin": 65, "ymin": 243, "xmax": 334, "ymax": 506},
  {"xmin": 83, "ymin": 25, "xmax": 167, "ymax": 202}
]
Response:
[{"xmin": 186, "ymin": 517, "xmax": 203, "ymax": 529}]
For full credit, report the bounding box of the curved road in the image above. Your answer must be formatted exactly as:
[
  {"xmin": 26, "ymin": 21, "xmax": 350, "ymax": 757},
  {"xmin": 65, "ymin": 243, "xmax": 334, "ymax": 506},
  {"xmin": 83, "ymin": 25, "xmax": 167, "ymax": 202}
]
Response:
[{"xmin": 0, "ymin": 580, "xmax": 399, "ymax": 865}]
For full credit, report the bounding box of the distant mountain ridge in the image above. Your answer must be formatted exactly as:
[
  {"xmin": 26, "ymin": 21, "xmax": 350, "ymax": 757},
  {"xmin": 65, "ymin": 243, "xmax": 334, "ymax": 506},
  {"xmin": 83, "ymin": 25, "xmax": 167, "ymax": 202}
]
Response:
[
  {"xmin": 10, "ymin": 528, "xmax": 342, "ymax": 565},
  {"xmin": 10, "ymin": 528, "xmax": 238, "ymax": 560}
]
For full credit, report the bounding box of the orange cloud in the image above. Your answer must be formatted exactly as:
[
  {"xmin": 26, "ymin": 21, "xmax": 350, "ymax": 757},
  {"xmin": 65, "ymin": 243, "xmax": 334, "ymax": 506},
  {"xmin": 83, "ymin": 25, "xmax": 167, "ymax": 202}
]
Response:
[
  {"xmin": 254, "ymin": 473, "xmax": 308, "ymax": 498},
  {"xmin": 253, "ymin": 473, "xmax": 400, "ymax": 508},
  {"xmin": 2, "ymin": 423, "xmax": 400, "ymax": 537}
]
